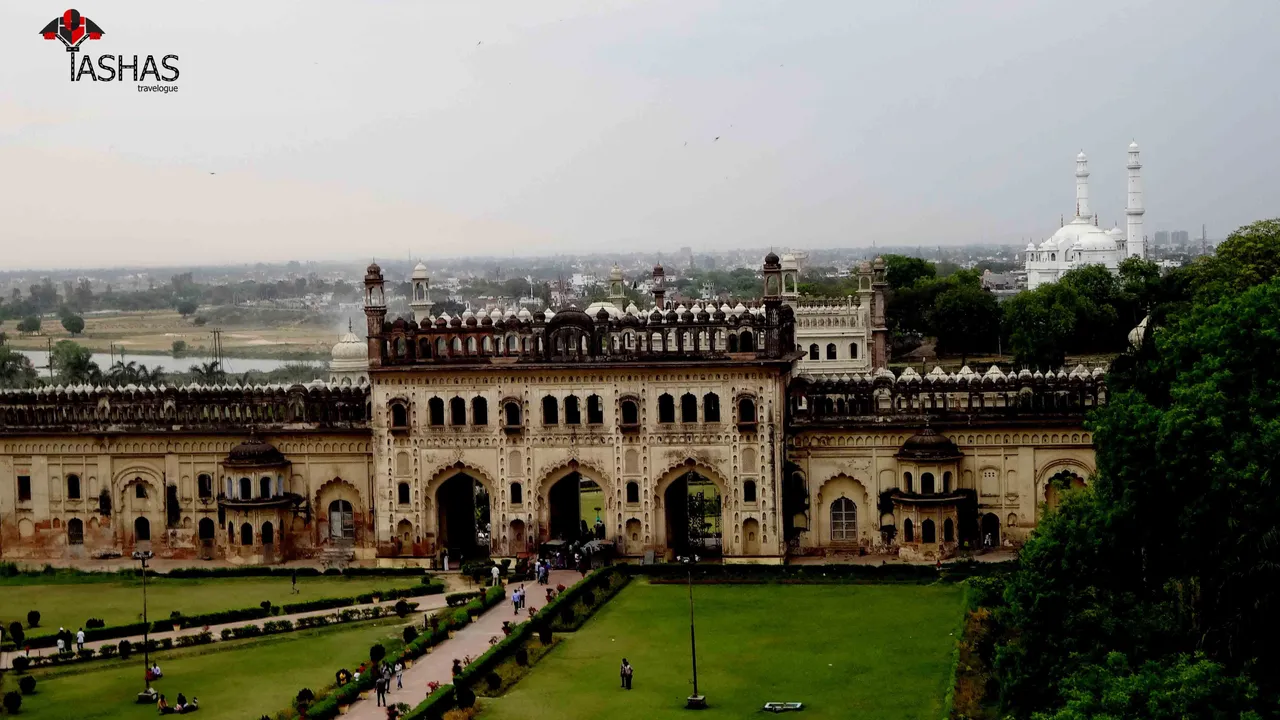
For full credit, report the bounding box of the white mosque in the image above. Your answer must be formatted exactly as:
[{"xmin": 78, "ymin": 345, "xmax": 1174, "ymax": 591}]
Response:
[{"xmin": 1024, "ymin": 143, "xmax": 1146, "ymax": 289}]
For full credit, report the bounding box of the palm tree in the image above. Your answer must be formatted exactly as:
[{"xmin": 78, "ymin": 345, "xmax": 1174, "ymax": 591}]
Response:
[
  {"xmin": 0, "ymin": 346, "xmax": 39, "ymax": 389},
  {"xmin": 189, "ymin": 360, "xmax": 225, "ymax": 384}
]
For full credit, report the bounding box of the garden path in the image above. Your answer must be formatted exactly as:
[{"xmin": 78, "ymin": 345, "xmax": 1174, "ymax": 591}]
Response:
[
  {"xmin": 345, "ymin": 569, "xmax": 583, "ymax": 720},
  {"xmin": 0, "ymin": 588, "xmax": 450, "ymax": 670}
]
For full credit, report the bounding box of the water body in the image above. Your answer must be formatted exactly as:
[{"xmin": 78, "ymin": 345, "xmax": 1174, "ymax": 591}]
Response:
[{"xmin": 14, "ymin": 349, "xmax": 318, "ymax": 375}]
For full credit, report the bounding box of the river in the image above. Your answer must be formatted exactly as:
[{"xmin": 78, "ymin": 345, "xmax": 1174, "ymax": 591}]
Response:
[{"xmin": 14, "ymin": 349, "xmax": 320, "ymax": 375}]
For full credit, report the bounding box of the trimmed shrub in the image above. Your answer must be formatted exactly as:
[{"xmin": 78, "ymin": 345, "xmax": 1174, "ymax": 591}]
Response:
[
  {"xmin": 118, "ymin": 639, "xmax": 132, "ymax": 659},
  {"xmin": 296, "ymin": 688, "xmax": 315, "ymax": 705},
  {"xmin": 85, "ymin": 618, "xmax": 105, "ymax": 629},
  {"xmin": 7, "ymin": 621, "xmax": 23, "ymax": 647},
  {"xmin": 99, "ymin": 644, "xmax": 117, "ymax": 658},
  {"xmin": 538, "ymin": 625, "xmax": 552, "ymax": 644},
  {"xmin": 77, "ymin": 648, "xmax": 95, "ymax": 660},
  {"xmin": 395, "ymin": 599, "xmax": 411, "ymax": 617},
  {"xmin": 515, "ymin": 648, "xmax": 528, "ymax": 666},
  {"xmin": 4, "ymin": 691, "xmax": 22, "ymax": 714},
  {"xmin": 403, "ymin": 626, "xmax": 418, "ymax": 644},
  {"xmin": 370, "ymin": 643, "xmax": 386, "ymax": 664},
  {"xmin": 221, "ymin": 628, "xmax": 233, "ymax": 640},
  {"xmin": 18, "ymin": 675, "xmax": 37, "ymax": 695},
  {"xmin": 10, "ymin": 656, "xmax": 30, "ymax": 673},
  {"xmin": 27, "ymin": 610, "xmax": 40, "ymax": 628},
  {"xmin": 455, "ymin": 686, "xmax": 476, "ymax": 709},
  {"xmin": 485, "ymin": 672, "xmax": 501, "ymax": 691}
]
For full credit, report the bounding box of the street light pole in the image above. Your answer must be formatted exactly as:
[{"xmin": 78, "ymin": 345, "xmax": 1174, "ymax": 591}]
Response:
[
  {"xmin": 681, "ymin": 554, "xmax": 707, "ymax": 709},
  {"xmin": 132, "ymin": 550, "xmax": 156, "ymax": 703}
]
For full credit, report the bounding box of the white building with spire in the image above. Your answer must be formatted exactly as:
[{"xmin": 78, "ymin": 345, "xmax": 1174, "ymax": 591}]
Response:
[{"xmin": 1025, "ymin": 143, "xmax": 1147, "ymax": 290}]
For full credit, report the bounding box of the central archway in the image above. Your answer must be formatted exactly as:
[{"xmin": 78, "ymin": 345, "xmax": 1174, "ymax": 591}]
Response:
[
  {"xmin": 436, "ymin": 472, "xmax": 491, "ymax": 560},
  {"xmin": 662, "ymin": 469, "xmax": 723, "ymax": 557},
  {"xmin": 548, "ymin": 471, "xmax": 605, "ymax": 542}
]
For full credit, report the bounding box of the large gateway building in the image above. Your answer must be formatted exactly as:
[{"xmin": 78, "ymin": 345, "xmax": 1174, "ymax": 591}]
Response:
[{"xmin": 0, "ymin": 254, "xmax": 1102, "ymax": 565}]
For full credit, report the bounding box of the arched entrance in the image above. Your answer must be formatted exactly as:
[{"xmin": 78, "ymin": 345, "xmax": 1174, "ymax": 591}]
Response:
[
  {"xmin": 1044, "ymin": 470, "xmax": 1087, "ymax": 511},
  {"xmin": 548, "ymin": 471, "xmax": 605, "ymax": 542},
  {"xmin": 134, "ymin": 516, "xmax": 151, "ymax": 543},
  {"xmin": 981, "ymin": 513, "xmax": 1001, "ymax": 549},
  {"xmin": 436, "ymin": 472, "xmax": 491, "ymax": 559},
  {"xmin": 328, "ymin": 499, "xmax": 355, "ymax": 541},
  {"xmin": 663, "ymin": 469, "xmax": 723, "ymax": 557}
]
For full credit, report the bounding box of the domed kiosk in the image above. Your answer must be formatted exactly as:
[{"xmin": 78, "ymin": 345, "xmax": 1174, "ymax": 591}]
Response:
[{"xmin": 889, "ymin": 427, "xmax": 968, "ymax": 562}]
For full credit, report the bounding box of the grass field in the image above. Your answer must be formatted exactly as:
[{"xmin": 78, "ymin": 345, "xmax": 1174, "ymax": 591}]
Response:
[
  {"xmin": 10, "ymin": 616, "xmax": 409, "ymax": 719},
  {"xmin": 480, "ymin": 581, "xmax": 964, "ymax": 720},
  {"xmin": 0, "ymin": 575, "xmax": 423, "ymax": 631}
]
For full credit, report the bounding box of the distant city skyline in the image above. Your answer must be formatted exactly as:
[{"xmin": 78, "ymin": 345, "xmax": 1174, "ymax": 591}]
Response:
[{"xmin": 2, "ymin": 1, "xmax": 1277, "ymax": 270}]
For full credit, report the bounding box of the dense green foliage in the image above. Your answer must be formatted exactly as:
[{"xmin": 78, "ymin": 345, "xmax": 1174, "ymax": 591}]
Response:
[{"xmin": 971, "ymin": 219, "xmax": 1280, "ymax": 718}]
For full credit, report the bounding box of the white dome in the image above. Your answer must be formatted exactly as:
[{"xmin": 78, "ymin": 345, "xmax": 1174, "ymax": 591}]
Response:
[
  {"xmin": 331, "ymin": 331, "xmax": 366, "ymax": 361},
  {"xmin": 1025, "ymin": 241, "xmax": 1037, "ymax": 251},
  {"xmin": 1128, "ymin": 140, "xmax": 1139, "ymax": 151},
  {"xmin": 1076, "ymin": 227, "xmax": 1119, "ymax": 252},
  {"xmin": 1076, "ymin": 150, "xmax": 1087, "ymax": 161},
  {"xmin": 411, "ymin": 262, "xmax": 429, "ymax": 279}
]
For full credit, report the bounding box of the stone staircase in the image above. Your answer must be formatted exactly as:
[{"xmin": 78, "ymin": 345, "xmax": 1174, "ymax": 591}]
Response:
[{"xmin": 320, "ymin": 540, "xmax": 355, "ymax": 570}]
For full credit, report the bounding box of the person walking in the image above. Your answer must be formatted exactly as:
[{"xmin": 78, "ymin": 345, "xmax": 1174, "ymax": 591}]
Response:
[
  {"xmin": 620, "ymin": 658, "xmax": 633, "ymax": 690},
  {"xmin": 394, "ymin": 661, "xmax": 404, "ymax": 689},
  {"xmin": 76, "ymin": 627, "xmax": 85, "ymax": 652},
  {"xmin": 291, "ymin": 568, "xmax": 300, "ymax": 594},
  {"xmin": 491, "ymin": 563, "xmax": 501, "ymax": 587},
  {"xmin": 375, "ymin": 674, "xmax": 387, "ymax": 706}
]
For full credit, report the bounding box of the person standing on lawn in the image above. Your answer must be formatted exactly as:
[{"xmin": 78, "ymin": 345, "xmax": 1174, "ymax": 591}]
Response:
[
  {"xmin": 76, "ymin": 628, "xmax": 85, "ymax": 652},
  {"xmin": 291, "ymin": 568, "xmax": 300, "ymax": 594},
  {"xmin": 620, "ymin": 658, "xmax": 633, "ymax": 690}
]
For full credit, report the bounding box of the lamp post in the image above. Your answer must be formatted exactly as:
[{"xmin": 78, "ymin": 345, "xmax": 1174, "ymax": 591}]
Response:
[
  {"xmin": 678, "ymin": 554, "xmax": 707, "ymax": 709},
  {"xmin": 132, "ymin": 550, "xmax": 156, "ymax": 703}
]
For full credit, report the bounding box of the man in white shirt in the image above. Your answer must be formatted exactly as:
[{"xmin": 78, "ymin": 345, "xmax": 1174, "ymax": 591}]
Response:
[{"xmin": 76, "ymin": 628, "xmax": 85, "ymax": 652}]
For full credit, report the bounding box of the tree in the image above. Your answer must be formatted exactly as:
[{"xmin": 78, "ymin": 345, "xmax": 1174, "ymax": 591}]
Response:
[
  {"xmin": 176, "ymin": 299, "xmax": 199, "ymax": 318},
  {"xmin": 883, "ymin": 254, "xmax": 936, "ymax": 290},
  {"xmin": 16, "ymin": 315, "xmax": 41, "ymax": 334},
  {"xmin": 50, "ymin": 340, "xmax": 100, "ymax": 384},
  {"xmin": 930, "ymin": 283, "xmax": 1001, "ymax": 361},
  {"xmin": 189, "ymin": 361, "xmax": 225, "ymax": 384},
  {"xmin": 1057, "ymin": 265, "xmax": 1126, "ymax": 353},
  {"xmin": 26, "ymin": 610, "xmax": 40, "ymax": 628},
  {"xmin": 171, "ymin": 340, "xmax": 188, "ymax": 356},
  {"xmin": 3, "ymin": 691, "xmax": 21, "ymax": 714},
  {"xmin": 369, "ymin": 643, "xmax": 386, "ymax": 664},
  {"xmin": 1192, "ymin": 217, "xmax": 1280, "ymax": 298},
  {"xmin": 61, "ymin": 314, "xmax": 85, "ymax": 336},
  {"xmin": 0, "ymin": 347, "xmax": 38, "ymax": 389},
  {"xmin": 1002, "ymin": 283, "xmax": 1083, "ymax": 368},
  {"xmin": 8, "ymin": 621, "xmax": 24, "ymax": 647}
]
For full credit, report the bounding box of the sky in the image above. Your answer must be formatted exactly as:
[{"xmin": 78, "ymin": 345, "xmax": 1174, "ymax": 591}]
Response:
[{"xmin": 1, "ymin": 1, "xmax": 1277, "ymax": 270}]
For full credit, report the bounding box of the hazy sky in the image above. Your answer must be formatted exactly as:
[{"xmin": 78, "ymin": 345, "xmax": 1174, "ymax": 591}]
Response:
[{"xmin": 2, "ymin": 1, "xmax": 1277, "ymax": 270}]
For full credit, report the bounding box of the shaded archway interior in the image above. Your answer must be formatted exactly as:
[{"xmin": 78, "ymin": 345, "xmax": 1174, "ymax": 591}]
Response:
[
  {"xmin": 548, "ymin": 471, "xmax": 604, "ymax": 543},
  {"xmin": 437, "ymin": 472, "xmax": 490, "ymax": 559},
  {"xmin": 664, "ymin": 471, "xmax": 722, "ymax": 557}
]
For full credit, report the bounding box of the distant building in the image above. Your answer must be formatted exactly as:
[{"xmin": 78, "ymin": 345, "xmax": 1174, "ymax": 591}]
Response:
[
  {"xmin": 680, "ymin": 246, "xmax": 694, "ymax": 269},
  {"xmin": 1153, "ymin": 230, "xmax": 1170, "ymax": 247},
  {"xmin": 981, "ymin": 269, "xmax": 1016, "ymax": 291},
  {"xmin": 1024, "ymin": 143, "xmax": 1147, "ymax": 289},
  {"xmin": 1171, "ymin": 230, "xmax": 1190, "ymax": 246}
]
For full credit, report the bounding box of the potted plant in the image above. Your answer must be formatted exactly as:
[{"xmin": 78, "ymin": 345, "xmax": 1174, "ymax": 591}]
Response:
[{"xmin": 170, "ymin": 610, "xmax": 183, "ymax": 632}]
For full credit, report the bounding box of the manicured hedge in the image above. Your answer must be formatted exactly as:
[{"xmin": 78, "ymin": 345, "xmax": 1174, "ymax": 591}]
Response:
[
  {"xmin": 402, "ymin": 685, "xmax": 457, "ymax": 720},
  {"xmin": 629, "ymin": 559, "xmax": 1014, "ymax": 585},
  {"xmin": 164, "ymin": 566, "xmax": 430, "ymax": 579}
]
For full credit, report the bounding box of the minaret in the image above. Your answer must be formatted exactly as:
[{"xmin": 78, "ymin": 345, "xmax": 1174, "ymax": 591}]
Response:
[
  {"xmin": 410, "ymin": 262, "xmax": 430, "ymax": 323},
  {"xmin": 363, "ymin": 262, "xmax": 387, "ymax": 368},
  {"xmin": 1126, "ymin": 141, "xmax": 1145, "ymax": 258},
  {"xmin": 607, "ymin": 265, "xmax": 626, "ymax": 311},
  {"xmin": 1075, "ymin": 151, "xmax": 1092, "ymax": 221}
]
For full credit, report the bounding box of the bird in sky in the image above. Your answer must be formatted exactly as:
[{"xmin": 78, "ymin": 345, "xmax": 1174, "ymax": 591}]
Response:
[{"xmin": 714, "ymin": 136, "xmax": 720, "ymax": 141}]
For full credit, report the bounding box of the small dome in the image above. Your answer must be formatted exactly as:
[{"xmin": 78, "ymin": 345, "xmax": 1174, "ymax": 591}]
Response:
[
  {"xmin": 764, "ymin": 251, "xmax": 780, "ymax": 265},
  {"xmin": 546, "ymin": 306, "xmax": 595, "ymax": 334},
  {"xmin": 411, "ymin": 262, "xmax": 429, "ymax": 279},
  {"xmin": 1129, "ymin": 140, "xmax": 1139, "ymax": 151},
  {"xmin": 226, "ymin": 437, "xmax": 287, "ymax": 467},
  {"xmin": 1077, "ymin": 150, "xmax": 1087, "ymax": 161},
  {"xmin": 330, "ymin": 331, "xmax": 366, "ymax": 361},
  {"xmin": 895, "ymin": 427, "xmax": 963, "ymax": 461}
]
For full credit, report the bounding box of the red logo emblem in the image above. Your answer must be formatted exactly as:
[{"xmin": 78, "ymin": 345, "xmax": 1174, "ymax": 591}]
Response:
[{"xmin": 40, "ymin": 9, "xmax": 104, "ymax": 52}]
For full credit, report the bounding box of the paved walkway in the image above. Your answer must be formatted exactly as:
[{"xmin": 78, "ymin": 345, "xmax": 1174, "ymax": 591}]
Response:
[
  {"xmin": 0, "ymin": 589, "xmax": 452, "ymax": 670},
  {"xmin": 345, "ymin": 570, "xmax": 583, "ymax": 719}
]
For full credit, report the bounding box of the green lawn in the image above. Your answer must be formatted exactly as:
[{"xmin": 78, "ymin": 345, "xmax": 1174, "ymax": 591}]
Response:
[
  {"xmin": 0, "ymin": 575, "xmax": 423, "ymax": 631},
  {"xmin": 13, "ymin": 617, "xmax": 409, "ymax": 719},
  {"xmin": 481, "ymin": 581, "xmax": 964, "ymax": 720}
]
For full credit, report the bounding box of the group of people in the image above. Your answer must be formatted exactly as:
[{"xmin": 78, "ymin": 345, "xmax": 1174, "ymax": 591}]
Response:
[
  {"xmin": 156, "ymin": 693, "xmax": 198, "ymax": 715},
  {"xmin": 510, "ymin": 585, "xmax": 529, "ymax": 615},
  {"xmin": 53, "ymin": 627, "xmax": 85, "ymax": 655},
  {"xmin": 146, "ymin": 663, "xmax": 164, "ymax": 681},
  {"xmin": 369, "ymin": 660, "xmax": 405, "ymax": 707}
]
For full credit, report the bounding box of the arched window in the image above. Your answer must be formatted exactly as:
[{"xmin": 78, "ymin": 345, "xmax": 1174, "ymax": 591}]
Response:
[
  {"xmin": 419, "ymin": 338, "xmax": 432, "ymax": 358},
  {"xmin": 826, "ymin": 343, "xmax": 837, "ymax": 360},
  {"xmin": 482, "ymin": 336, "xmax": 493, "ymax": 354},
  {"xmin": 903, "ymin": 472, "xmax": 913, "ymax": 493},
  {"xmin": 198, "ymin": 517, "xmax": 215, "ymax": 540},
  {"xmin": 586, "ymin": 395, "xmax": 604, "ymax": 425},
  {"xmin": 197, "ymin": 474, "xmax": 212, "ymax": 500},
  {"xmin": 239, "ymin": 477, "xmax": 252, "ymax": 500},
  {"xmin": 740, "ymin": 332, "xmax": 755, "ymax": 352},
  {"xmin": 507, "ymin": 335, "xmax": 520, "ymax": 353},
  {"xmin": 703, "ymin": 393, "xmax": 720, "ymax": 423},
  {"xmin": 626, "ymin": 482, "xmax": 640, "ymax": 504},
  {"xmin": 436, "ymin": 337, "xmax": 447, "ymax": 356},
  {"xmin": 398, "ymin": 482, "xmax": 411, "ymax": 505},
  {"xmin": 510, "ymin": 483, "xmax": 523, "ymax": 505},
  {"xmin": 921, "ymin": 472, "xmax": 935, "ymax": 494},
  {"xmin": 466, "ymin": 337, "xmax": 477, "ymax": 354},
  {"xmin": 260, "ymin": 476, "xmax": 272, "ymax": 498},
  {"xmin": 738, "ymin": 397, "xmax": 757, "ymax": 424},
  {"xmin": 921, "ymin": 518, "xmax": 936, "ymax": 543},
  {"xmin": 727, "ymin": 334, "xmax": 739, "ymax": 352},
  {"xmin": 262, "ymin": 521, "xmax": 275, "ymax": 545},
  {"xmin": 472, "ymin": 397, "xmax": 488, "ymax": 425},
  {"xmin": 564, "ymin": 395, "xmax": 581, "ymax": 425},
  {"xmin": 504, "ymin": 401, "xmax": 521, "ymax": 427},
  {"xmin": 134, "ymin": 516, "xmax": 151, "ymax": 542},
  {"xmin": 391, "ymin": 403, "xmax": 409, "ymax": 429},
  {"xmin": 67, "ymin": 474, "xmax": 81, "ymax": 500},
  {"xmin": 903, "ymin": 518, "xmax": 914, "ymax": 542},
  {"xmin": 450, "ymin": 397, "xmax": 467, "ymax": 425},
  {"xmin": 426, "ymin": 398, "xmax": 444, "ymax": 426},
  {"xmin": 542, "ymin": 395, "xmax": 559, "ymax": 425},
  {"xmin": 831, "ymin": 497, "xmax": 856, "ymax": 541},
  {"xmin": 67, "ymin": 518, "xmax": 84, "ymax": 545},
  {"xmin": 135, "ymin": 482, "xmax": 148, "ymax": 499},
  {"xmin": 328, "ymin": 499, "xmax": 355, "ymax": 540},
  {"xmin": 621, "ymin": 399, "xmax": 639, "ymax": 426},
  {"xmin": 943, "ymin": 471, "xmax": 952, "ymax": 493},
  {"xmin": 658, "ymin": 394, "xmax": 675, "ymax": 423},
  {"xmin": 743, "ymin": 480, "xmax": 757, "ymax": 503},
  {"xmin": 808, "ymin": 344, "xmax": 820, "ymax": 360},
  {"xmin": 850, "ymin": 343, "xmax": 858, "ymax": 359},
  {"xmin": 681, "ymin": 393, "xmax": 698, "ymax": 423},
  {"xmin": 943, "ymin": 517, "xmax": 955, "ymax": 543},
  {"xmin": 240, "ymin": 522, "xmax": 254, "ymax": 546}
]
